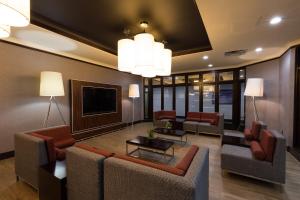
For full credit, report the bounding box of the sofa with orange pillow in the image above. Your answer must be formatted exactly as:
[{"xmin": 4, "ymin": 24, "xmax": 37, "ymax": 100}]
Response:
[
  {"xmin": 183, "ymin": 112, "xmax": 224, "ymax": 135},
  {"xmin": 15, "ymin": 125, "xmax": 75, "ymax": 189},
  {"xmin": 153, "ymin": 110, "xmax": 176, "ymax": 128},
  {"xmin": 221, "ymin": 129, "xmax": 286, "ymax": 184}
]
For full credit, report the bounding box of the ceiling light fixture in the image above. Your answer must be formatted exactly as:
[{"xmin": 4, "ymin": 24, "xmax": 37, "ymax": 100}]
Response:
[
  {"xmin": 255, "ymin": 47, "xmax": 263, "ymax": 52},
  {"xmin": 0, "ymin": 0, "xmax": 30, "ymax": 27},
  {"xmin": 270, "ymin": 16, "xmax": 282, "ymax": 25},
  {"xmin": 118, "ymin": 22, "xmax": 172, "ymax": 78},
  {"xmin": 203, "ymin": 55, "xmax": 209, "ymax": 60},
  {"xmin": 0, "ymin": 24, "xmax": 10, "ymax": 38},
  {"xmin": 208, "ymin": 64, "xmax": 213, "ymax": 67}
]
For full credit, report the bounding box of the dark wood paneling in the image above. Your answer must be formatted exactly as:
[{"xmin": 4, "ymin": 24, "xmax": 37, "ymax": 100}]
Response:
[
  {"xmin": 71, "ymin": 80, "xmax": 122, "ymax": 134},
  {"xmin": 31, "ymin": 0, "xmax": 212, "ymax": 56},
  {"xmin": 0, "ymin": 151, "xmax": 14, "ymax": 160},
  {"xmin": 294, "ymin": 46, "xmax": 300, "ymax": 148}
]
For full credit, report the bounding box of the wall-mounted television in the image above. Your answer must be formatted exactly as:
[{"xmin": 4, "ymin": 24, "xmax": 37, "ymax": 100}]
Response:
[{"xmin": 82, "ymin": 86, "xmax": 117, "ymax": 116}]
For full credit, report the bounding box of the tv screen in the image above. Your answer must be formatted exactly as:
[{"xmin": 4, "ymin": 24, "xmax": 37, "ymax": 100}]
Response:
[{"xmin": 82, "ymin": 86, "xmax": 117, "ymax": 116}]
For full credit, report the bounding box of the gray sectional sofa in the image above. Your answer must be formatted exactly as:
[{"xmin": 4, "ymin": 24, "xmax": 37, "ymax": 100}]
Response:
[
  {"xmin": 66, "ymin": 145, "xmax": 209, "ymax": 200},
  {"xmin": 221, "ymin": 130, "xmax": 286, "ymax": 184}
]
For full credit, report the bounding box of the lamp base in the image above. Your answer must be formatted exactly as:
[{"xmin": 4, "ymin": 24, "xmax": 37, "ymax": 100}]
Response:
[{"xmin": 43, "ymin": 96, "xmax": 67, "ymax": 127}]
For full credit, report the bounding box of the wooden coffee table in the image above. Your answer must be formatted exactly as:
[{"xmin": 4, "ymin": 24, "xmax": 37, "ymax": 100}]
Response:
[
  {"xmin": 154, "ymin": 128, "xmax": 188, "ymax": 144},
  {"xmin": 126, "ymin": 136, "xmax": 174, "ymax": 162}
]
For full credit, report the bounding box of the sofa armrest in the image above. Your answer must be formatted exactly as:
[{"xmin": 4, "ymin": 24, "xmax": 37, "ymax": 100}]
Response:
[
  {"xmin": 217, "ymin": 114, "xmax": 224, "ymax": 135},
  {"xmin": 14, "ymin": 133, "xmax": 48, "ymax": 189},
  {"xmin": 66, "ymin": 146, "xmax": 106, "ymax": 200},
  {"xmin": 104, "ymin": 148, "xmax": 209, "ymax": 200}
]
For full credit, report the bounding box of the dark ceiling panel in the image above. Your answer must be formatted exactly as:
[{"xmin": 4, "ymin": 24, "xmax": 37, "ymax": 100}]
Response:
[{"xmin": 30, "ymin": 0, "xmax": 212, "ymax": 56}]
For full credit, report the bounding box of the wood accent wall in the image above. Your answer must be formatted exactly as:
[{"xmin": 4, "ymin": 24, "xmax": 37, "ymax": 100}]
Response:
[{"xmin": 71, "ymin": 80, "xmax": 122, "ymax": 134}]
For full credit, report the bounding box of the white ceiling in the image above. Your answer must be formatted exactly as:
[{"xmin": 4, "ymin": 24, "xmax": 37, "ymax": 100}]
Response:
[{"xmin": 2, "ymin": 0, "xmax": 300, "ymax": 74}]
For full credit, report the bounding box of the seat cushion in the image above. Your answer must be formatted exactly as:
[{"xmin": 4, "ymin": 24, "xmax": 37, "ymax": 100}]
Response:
[
  {"xmin": 260, "ymin": 130, "xmax": 276, "ymax": 162},
  {"xmin": 75, "ymin": 143, "xmax": 114, "ymax": 157},
  {"xmin": 114, "ymin": 154, "xmax": 185, "ymax": 176},
  {"xmin": 244, "ymin": 128, "xmax": 253, "ymax": 140},
  {"xmin": 251, "ymin": 121, "xmax": 262, "ymax": 140},
  {"xmin": 176, "ymin": 145, "xmax": 199, "ymax": 173},
  {"xmin": 250, "ymin": 141, "xmax": 266, "ymax": 160},
  {"xmin": 55, "ymin": 137, "xmax": 76, "ymax": 148},
  {"xmin": 30, "ymin": 133, "xmax": 56, "ymax": 163}
]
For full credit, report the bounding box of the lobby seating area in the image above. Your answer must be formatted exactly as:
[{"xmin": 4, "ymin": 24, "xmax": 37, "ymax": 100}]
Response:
[{"xmin": 1, "ymin": 1, "xmax": 300, "ymax": 200}]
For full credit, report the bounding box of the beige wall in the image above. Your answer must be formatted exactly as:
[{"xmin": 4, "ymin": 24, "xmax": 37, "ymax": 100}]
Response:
[
  {"xmin": 0, "ymin": 42, "xmax": 143, "ymax": 154},
  {"xmin": 246, "ymin": 48, "xmax": 295, "ymax": 147}
]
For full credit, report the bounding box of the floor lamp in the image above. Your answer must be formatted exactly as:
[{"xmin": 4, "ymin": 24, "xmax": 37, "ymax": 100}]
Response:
[
  {"xmin": 244, "ymin": 78, "xmax": 264, "ymax": 121},
  {"xmin": 40, "ymin": 71, "xmax": 67, "ymax": 127},
  {"xmin": 129, "ymin": 84, "xmax": 140, "ymax": 128}
]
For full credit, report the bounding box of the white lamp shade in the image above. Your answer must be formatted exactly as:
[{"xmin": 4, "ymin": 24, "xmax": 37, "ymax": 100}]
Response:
[
  {"xmin": 0, "ymin": 0, "xmax": 30, "ymax": 27},
  {"xmin": 244, "ymin": 78, "xmax": 264, "ymax": 97},
  {"xmin": 129, "ymin": 84, "xmax": 140, "ymax": 98},
  {"xmin": 153, "ymin": 42, "xmax": 164, "ymax": 75},
  {"xmin": 0, "ymin": 24, "xmax": 10, "ymax": 38},
  {"xmin": 40, "ymin": 71, "xmax": 65, "ymax": 96},
  {"xmin": 158, "ymin": 48, "xmax": 172, "ymax": 76},
  {"xmin": 118, "ymin": 39, "xmax": 135, "ymax": 72},
  {"xmin": 134, "ymin": 33, "xmax": 154, "ymax": 74}
]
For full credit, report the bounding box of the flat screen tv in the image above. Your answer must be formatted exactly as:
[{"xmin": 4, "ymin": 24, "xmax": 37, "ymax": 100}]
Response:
[{"xmin": 82, "ymin": 86, "xmax": 117, "ymax": 116}]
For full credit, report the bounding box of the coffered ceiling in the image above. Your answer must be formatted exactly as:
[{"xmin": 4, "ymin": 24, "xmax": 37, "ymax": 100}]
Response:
[{"xmin": 1, "ymin": 0, "xmax": 300, "ymax": 73}]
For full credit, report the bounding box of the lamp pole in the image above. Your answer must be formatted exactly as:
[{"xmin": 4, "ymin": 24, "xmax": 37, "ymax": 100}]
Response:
[{"xmin": 252, "ymin": 96, "xmax": 259, "ymax": 121}]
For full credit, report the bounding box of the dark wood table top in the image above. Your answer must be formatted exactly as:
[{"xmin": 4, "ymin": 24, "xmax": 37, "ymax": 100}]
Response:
[
  {"xmin": 126, "ymin": 136, "xmax": 174, "ymax": 151},
  {"xmin": 154, "ymin": 128, "xmax": 186, "ymax": 137}
]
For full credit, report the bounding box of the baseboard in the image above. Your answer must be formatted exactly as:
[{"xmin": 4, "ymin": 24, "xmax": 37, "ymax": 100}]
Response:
[
  {"xmin": 0, "ymin": 151, "xmax": 14, "ymax": 160},
  {"xmin": 126, "ymin": 120, "xmax": 146, "ymax": 126},
  {"xmin": 287, "ymin": 146, "xmax": 300, "ymax": 162}
]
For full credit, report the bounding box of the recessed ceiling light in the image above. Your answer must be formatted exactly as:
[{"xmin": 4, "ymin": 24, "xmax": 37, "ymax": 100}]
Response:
[
  {"xmin": 203, "ymin": 55, "xmax": 209, "ymax": 60},
  {"xmin": 255, "ymin": 47, "xmax": 263, "ymax": 52},
  {"xmin": 208, "ymin": 64, "xmax": 213, "ymax": 67},
  {"xmin": 270, "ymin": 16, "xmax": 282, "ymax": 25}
]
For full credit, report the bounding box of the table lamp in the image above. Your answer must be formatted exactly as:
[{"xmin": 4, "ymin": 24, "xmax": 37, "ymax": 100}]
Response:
[
  {"xmin": 129, "ymin": 84, "xmax": 140, "ymax": 127},
  {"xmin": 40, "ymin": 71, "xmax": 66, "ymax": 127},
  {"xmin": 244, "ymin": 78, "xmax": 264, "ymax": 121}
]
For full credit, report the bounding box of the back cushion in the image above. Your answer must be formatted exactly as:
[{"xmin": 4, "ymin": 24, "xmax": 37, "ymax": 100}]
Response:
[
  {"xmin": 251, "ymin": 121, "xmax": 262, "ymax": 140},
  {"xmin": 30, "ymin": 133, "xmax": 56, "ymax": 163},
  {"xmin": 260, "ymin": 130, "xmax": 276, "ymax": 162},
  {"xmin": 35, "ymin": 126, "xmax": 75, "ymax": 146},
  {"xmin": 75, "ymin": 143, "xmax": 114, "ymax": 157},
  {"xmin": 200, "ymin": 113, "xmax": 219, "ymax": 125},
  {"xmin": 176, "ymin": 145, "xmax": 199, "ymax": 173},
  {"xmin": 250, "ymin": 141, "xmax": 266, "ymax": 160},
  {"xmin": 186, "ymin": 112, "xmax": 201, "ymax": 121},
  {"xmin": 114, "ymin": 154, "xmax": 184, "ymax": 176},
  {"xmin": 154, "ymin": 111, "xmax": 163, "ymax": 120}
]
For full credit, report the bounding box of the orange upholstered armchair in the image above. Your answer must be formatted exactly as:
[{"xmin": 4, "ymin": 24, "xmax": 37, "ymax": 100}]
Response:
[{"xmin": 153, "ymin": 110, "xmax": 176, "ymax": 128}]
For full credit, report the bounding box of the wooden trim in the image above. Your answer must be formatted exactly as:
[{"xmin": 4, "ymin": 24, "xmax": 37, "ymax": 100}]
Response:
[
  {"xmin": 0, "ymin": 151, "xmax": 14, "ymax": 160},
  {"xmin": 287, "ymin": 147, "xmax": 300, "ymax": 162}
]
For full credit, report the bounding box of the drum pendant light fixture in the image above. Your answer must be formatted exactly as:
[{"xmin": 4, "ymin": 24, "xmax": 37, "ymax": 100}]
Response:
[{"xmin": 118, "ymin": 21, "xmax": 172, "ymax": 78}]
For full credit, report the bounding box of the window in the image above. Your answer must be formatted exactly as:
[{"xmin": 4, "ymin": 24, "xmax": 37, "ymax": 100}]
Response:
[
  {"xmin": 219, "ymin": 84, "xmax": 233, "ymax": 120},
  {"xmin": 163, "ymin": 76, "xmax": 172, "ymax": 85},
  {"xmin": 203, "ymin": 72, "xmax": 215, "ymax": 83},
  {"xmin": 188, "ymin": 74, "xmax": 199, "ymax": 84},
  {"xmin": 203, "ymin": 85, "xmax": 215, "ymax": 112},
  {"xmin": 175, "ymin": 75, "xmax": 185, "ymax": 84},
  {"xmin": 219, "ymin": 71, "xmax": 233, "ymax": 81},
  {"xmin": 152, "ymin": 77, "xmax": 161, "ymax": 86},
  {"xmin": 188, "ymin": 86, "xmax": 199, "ymax": 112},
  {"xmin": 176, "ymin": 86, "xmax": 186, "ymax": 116},
  {"xmin": 144, "ymin": 88, "xmax": 149, "ymax": 118},
  {"xmin": 164, "ymin": 87, "xmax": 173, "ymax": 110},
  {"xmin": 240, "ymin": 82, "xmax": 245, "ymax": 121},
  {"xmin": 153, "ymin": 88, "xmax": 161, "ymax": 112},
  {"xmin": 239, "ymin": 69, "xmax": 245, "ymax": 80}
]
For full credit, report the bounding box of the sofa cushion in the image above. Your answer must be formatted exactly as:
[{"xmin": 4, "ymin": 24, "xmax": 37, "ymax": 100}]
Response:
[
  {"xmin": 114, "ymin": 154, "xmax": 185, "ymax": 176},
  {"xmin": 75, "ymin": 143, "xmax": 114, "ymax": 157},
  {"xmin": 186, "ymin": 112, "xmax": 201, "ymax": 120},
  {"xmin": 251, "ymin": 121, "xmax": 262, "ymax": 140},
  {"xmin": 55, "ymin": 137, "xmax": 76, "ymax": 148},
  {"xmin": 30, "ymin": 133, "xmax": 56, "ymax": 163},
  {"xmin": 186, "ymin": 117, "xmax": 200, "ymax": 122},
  {"xmin": 55, "ymin": 148, "xmax": 66, "ymax": 161},
  {"xmin": 260, "ymin": 130, "xmax": 276, "ymax": 162},
  {"xmin": 176, "ymin": 145, "xmax": 199, "ymax": 173},
  {"xmin": 200, "ymin": 113, "xmax": 219, "ymax": 125},
  {"xmin": 244, "ymin": 128, "xmax": 253, "ymax": 140},
  {"xmin": 159, "ymin": 115, "xmax": 175, "ymax": 120},
  {"xmin": 35, "ymin": 126, "xmax": 75, "ymax": 147},
  {"xmin": 250, "ymin": 141, "xmax": 266, "ymax": 160}
]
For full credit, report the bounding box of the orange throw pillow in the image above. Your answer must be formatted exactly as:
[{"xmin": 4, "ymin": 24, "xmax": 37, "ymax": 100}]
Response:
[
  {"xmin": 75, "ymin": 143, "xmax": 114, "ymax": 157},
  {"xmin": 250, "ymin": 141, "xmax": 266, "ymax": 160},
  {"xmin": 260, "ymin": 130, "xmax": 276, "ymax": 162}
]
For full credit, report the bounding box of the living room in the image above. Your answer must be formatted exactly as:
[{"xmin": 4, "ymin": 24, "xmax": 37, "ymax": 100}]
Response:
[{"xmin": 0, "ymin": 0, "xmax": 300, "ymax": 200}]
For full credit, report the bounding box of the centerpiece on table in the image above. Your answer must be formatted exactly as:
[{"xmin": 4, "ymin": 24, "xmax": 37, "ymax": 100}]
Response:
[
  {"xmin": 147, "ymin": 129, "xmax": 156, "ymax": 139},
  {"xmin": 165, "ymin": 121, "xmax": 173, "ymax": 129}
]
